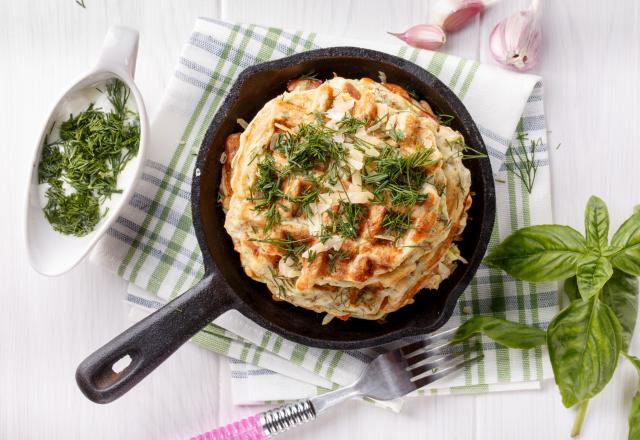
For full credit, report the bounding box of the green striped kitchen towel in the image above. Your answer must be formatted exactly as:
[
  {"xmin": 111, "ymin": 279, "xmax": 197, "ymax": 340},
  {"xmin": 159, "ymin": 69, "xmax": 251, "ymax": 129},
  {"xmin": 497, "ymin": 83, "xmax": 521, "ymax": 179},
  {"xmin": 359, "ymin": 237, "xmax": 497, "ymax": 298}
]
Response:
[{"xmin": 92, "ymin": 18, "xmax": 557, "ymax": 405}]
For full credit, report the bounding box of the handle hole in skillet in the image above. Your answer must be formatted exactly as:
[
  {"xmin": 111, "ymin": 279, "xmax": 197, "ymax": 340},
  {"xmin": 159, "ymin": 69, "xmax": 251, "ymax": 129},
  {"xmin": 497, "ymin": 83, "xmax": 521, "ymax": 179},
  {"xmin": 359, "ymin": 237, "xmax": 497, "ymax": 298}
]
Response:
[
  {"xmin": 92, "ymin": 352, "xmax": 138, "ymax": 389},
  {"xmin": 111, "ymin": 354, "xmax": 132, "ymax": 374}
]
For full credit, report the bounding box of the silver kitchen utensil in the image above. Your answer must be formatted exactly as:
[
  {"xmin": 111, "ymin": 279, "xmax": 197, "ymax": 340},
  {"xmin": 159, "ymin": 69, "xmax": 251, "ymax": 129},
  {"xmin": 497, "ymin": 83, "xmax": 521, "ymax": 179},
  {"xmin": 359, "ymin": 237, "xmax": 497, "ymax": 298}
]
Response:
[{"xmin": 191, "ymin": 327, "xmax": 482, "ymax": 439}]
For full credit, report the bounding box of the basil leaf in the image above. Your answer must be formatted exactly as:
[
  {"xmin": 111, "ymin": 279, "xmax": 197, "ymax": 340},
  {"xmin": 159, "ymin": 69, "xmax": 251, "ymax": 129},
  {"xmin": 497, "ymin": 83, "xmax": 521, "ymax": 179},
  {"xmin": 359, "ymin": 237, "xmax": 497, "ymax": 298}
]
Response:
[
  {"xmin": 564, "ymin": 276, "xmax": 581, "ymax": 302},
  {"xmin": 547, "ymin": 297, "xmax": 622, "ymax": 408},
  {"xmin": 585, "ymin": 195, "xmax": 610, "ymax": 251},
  {"xmin": 625, "ymin": 354, "xmax": 640, "ymax": 440},
  {"xmin": 484, "ymin": 225, "xmax": 587, "ymax": 282},
  {"xmin": 602, "ymin": 270, "xmax": 638, "ymax": 351},
  {"xmin": 611, "ymin": 212, "xmax": 640, "ymax": 276},
  {"xmin": 451, "ymin": 316, "xmax": 546, "ymax": 349},
  {"xmin": 576, "ymin": 255, "xmax": 613, "ymax": 300}
]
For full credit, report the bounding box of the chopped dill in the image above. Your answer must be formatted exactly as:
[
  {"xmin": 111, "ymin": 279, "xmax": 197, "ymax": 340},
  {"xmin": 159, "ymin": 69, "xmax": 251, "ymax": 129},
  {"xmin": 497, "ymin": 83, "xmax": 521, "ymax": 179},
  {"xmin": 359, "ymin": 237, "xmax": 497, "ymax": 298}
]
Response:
[
  {"xmin": 387, "ymin": 128, "xmax": 405, "ymax": 142},
  {"xmin": 297, "ymin": 70, "xmax": 318, "ymax": 80},
  {"xmin": 506, "ymin": 132, "xmax": 540, "ymax": 194},
  {"xmin": 336, "ymin": 115, "xmax": 367, "ymax": 135},
  {"xmin": 250, "ymin": 154, "xmax": 286, "ymax": 231},
  {"xmin": 437, "ymin": 113, "xmax": 455, "ymax": 126},
  {"xmin": 37, "ymin": 78, "xmax": 139, "ymax": 236},
  {"xmin": 362, "ymin": 145, "xmax": 435, "ymax": 206},
  {"xmin": 251, "ymin": 235, "xmax": 309, "ymax": 265},
  {"xmin": 445, "ymin": 139, "xmax": 488, "ymax": 162},
  {"xmin": 327, "ymin": 249, "xmax": 350, "ymax": 273},
  {"xmin": 381, "ymin": 209, "xmax": 412, "ymax": 237},
  {"xmin": 274, "ymin": 123, "xmax": 346, "ymax": 172},
  {"xmin": 323, "ymin": 201, "xmax": 366, "ymax": 239}
]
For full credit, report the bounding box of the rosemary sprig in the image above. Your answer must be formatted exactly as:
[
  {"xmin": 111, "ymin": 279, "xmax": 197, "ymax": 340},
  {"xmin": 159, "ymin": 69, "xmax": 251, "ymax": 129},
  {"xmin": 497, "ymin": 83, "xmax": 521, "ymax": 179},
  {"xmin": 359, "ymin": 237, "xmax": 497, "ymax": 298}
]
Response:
[
  {"xmin": 37, "ymin": 79, "xmax": 139, "ymax": 236},
  {"xmin": 506, "ymin": 132, "xmax": 540, "ymax": 194}
]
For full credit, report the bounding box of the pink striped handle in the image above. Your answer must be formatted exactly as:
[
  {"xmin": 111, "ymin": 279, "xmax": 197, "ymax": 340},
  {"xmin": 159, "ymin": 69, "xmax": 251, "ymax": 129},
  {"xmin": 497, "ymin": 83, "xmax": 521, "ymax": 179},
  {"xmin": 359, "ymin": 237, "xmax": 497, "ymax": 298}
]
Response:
[{"xmin": 190, "ymin": 415, "xmax": 265, "ymax": 440}]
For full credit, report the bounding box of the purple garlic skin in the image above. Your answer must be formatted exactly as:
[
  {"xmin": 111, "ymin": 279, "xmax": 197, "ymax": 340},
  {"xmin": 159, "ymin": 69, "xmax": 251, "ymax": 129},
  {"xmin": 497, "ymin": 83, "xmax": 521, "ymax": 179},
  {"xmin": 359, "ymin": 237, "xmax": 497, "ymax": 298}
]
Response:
[
  {"xmin": 489, "ymin": 8, "xmax": 541, "ymax": 72},
  {"xmin": 388, "ymin": 24, "xmax": 446, "ymax": 50}
]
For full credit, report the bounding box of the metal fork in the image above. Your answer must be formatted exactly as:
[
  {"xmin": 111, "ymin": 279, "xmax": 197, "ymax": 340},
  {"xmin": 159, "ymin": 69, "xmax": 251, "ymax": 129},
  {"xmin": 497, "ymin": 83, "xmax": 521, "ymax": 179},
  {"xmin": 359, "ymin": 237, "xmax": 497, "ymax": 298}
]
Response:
[{"xmin": 190, "ymin": 327, "xmax": 482, "ymax": 440}]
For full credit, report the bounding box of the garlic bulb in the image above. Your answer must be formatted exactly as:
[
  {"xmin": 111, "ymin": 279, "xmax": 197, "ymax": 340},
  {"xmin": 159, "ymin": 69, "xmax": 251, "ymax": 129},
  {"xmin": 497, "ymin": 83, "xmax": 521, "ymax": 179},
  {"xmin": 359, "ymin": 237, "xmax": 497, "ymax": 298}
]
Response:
[
  {"xmin": 388, "ymin": 24, "xmax": 446, "ymax": 50},
  {"xmin": 489, "ymin": 0, "xmax": 542, "ymax": 71}
]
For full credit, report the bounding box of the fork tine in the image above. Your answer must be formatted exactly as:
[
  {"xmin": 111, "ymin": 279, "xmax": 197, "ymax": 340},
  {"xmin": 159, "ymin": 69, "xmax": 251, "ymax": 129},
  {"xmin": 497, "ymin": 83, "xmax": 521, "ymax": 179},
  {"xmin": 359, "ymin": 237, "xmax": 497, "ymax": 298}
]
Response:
[
  {"xmin": 407, "ymin": 346, "xmax": 477, "ymax": 377},
  {"xmin": 405, "ymin": 335, "xmax": 479, "ymax": 367},
  {"xmin": 400, "ymin": 326, "xmax": 459, "ymax": 358},
  {"xmin": 411, "ymin": 354, "xmax": 484, "ymax": 390}
]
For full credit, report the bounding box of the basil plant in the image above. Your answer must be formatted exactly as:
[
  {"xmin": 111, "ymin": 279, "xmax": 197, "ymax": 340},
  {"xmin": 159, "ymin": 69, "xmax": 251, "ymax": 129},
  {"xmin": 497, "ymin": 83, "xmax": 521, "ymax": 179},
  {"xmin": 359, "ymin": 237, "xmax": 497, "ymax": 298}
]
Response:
[{"xmin": 453, "ymin": 197, "xmax": 640, "ymax": 438}]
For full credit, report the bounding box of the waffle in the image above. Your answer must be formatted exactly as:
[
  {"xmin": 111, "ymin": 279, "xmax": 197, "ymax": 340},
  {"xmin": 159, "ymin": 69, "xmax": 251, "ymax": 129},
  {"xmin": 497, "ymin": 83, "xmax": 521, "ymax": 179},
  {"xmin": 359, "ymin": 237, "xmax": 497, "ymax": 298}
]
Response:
[{"xmin": 220, "ymin": 76, "xmax": 472, "ymax": 321}]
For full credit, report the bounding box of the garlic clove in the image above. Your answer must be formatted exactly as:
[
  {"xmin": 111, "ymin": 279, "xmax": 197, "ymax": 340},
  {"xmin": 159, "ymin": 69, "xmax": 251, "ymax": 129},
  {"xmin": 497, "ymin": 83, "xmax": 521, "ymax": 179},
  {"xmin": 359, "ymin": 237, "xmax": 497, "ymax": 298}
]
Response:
[
  {"xmin": 388, "ymin": 24, "xmax": 447, "ymax": 50},
  {"xmin": 489, "ymin": 2, "xmax": 542, "ymax": 72},
  {"xmin": 442, "ymin": 0, "xmax": 486, "ymax": 32}
]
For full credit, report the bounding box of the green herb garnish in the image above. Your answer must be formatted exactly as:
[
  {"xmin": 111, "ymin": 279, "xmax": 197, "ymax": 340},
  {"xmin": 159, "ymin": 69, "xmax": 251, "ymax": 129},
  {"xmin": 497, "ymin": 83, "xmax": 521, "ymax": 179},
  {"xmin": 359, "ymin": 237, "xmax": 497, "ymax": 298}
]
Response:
[
  {"xmin": 327, "ymin": 248, "xmax": 350, "ymax": 273},
  {"xmin": 437, "ymin": 113, "xmax": 455, "ymax": 126},
  {"xmin": 274, "ymin": 123, "xmax": 346, "ymax": 173},
  {"xmin": 363, "ymin": 145, "xmax": 435, "ymax": 206},
  {"xmin": 386, "ymin": 128, "xmax": 404, "ymax": 143},
  {"xmin": 250, "ymin": 154, "xmax": 286, "ymax": 231},
  {"xmin": 506, "ymin": 131, "xmax": 540, "ymax": 194},
  {"xmin": 297, "ymin": 70, "xmax": 318, "ymax": 81},
  {"xmin": 323, "ymin": 201, "xmax": 366, "ymax": 239},
  {"xmin": 251, "ymin": 234, "xmax": 309, "ymax": 266},
  {"xmin": 452, "ymin": 196, "xmax": 640, "ymax": 438},
  {"xmin": 381, "ymin": 209, "xmax": 412, "ymax": 237},
  {"xmin": 37, "ymin": 79, "xmax": 139, "ymax": 236}
]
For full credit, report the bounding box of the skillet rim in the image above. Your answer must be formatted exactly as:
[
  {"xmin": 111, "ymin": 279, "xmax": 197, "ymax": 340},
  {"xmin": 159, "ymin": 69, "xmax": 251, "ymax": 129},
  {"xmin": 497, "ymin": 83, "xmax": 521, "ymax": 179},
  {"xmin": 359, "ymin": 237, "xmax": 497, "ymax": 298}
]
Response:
[{"xmin": 191, "ymin": 46, "xmax": 496, "ymax": 349}]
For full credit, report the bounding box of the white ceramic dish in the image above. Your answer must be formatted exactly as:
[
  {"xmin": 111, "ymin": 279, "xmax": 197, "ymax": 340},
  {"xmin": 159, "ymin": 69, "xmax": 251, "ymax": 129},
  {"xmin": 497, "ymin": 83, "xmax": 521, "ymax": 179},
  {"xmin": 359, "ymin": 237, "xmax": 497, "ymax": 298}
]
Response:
[{"xmin": 25, "ymin": 26, "xmax": 149, "ymax": 276}]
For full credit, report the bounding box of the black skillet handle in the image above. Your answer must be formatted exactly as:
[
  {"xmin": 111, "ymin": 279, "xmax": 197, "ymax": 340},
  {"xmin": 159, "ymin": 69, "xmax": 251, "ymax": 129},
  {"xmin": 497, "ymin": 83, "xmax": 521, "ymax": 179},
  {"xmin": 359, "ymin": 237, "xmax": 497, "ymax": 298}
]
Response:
[{"xmin": 76, "ymin": 274, "xmax": 234, "ymax": 403}]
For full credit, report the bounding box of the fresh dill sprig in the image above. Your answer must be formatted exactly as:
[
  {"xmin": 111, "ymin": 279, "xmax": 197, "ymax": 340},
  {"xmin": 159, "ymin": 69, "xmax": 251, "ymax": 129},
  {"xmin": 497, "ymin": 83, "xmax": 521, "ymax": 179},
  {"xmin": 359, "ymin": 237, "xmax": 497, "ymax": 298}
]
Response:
[
  {"xmin": 445, "ymin": 139, "xmax": 488, "ymax": 162},
  {"xmin": 250, "ymin": 154, "xmax": 287, "ymax": 231},
  {"xmin": 381, "ymin": 209, "xmax": 412, "ymax": 237},
  {"xmin": 386, "ymin": 128, "xmax": 404, "ymax": 143},
  {"xmin": 437, "ymin": 113, "xmax": 455, "ymax": 126},
  {"xmin": 274, "ymin": 123, "xmax": 346, "ymax": 172},
  {"xmin": 37, "ymin": 78, "xmax": 139, "ymax": 236},
  {"xmin": 460, "ymin": 144, "xmax": 488, "ymax": 160},
  {"xmin": 506, "ymin": 132, "xmax": 540, "ymax": 194},
  {"xmin": 362, "ymin": 145, "xmax": 435, "ymax": 206},
  {"xmin": 327, "ymin": 249, "xmax": 350, "ymax": 273},
  {"xmin": 75, "ymin": 0, "xmax": 86, "ymax": 8},
  {"xmin": 251, "ymin": 235, "xmax": 309, "ymax": 265},
  {"xmin": 336, "ymin": 115, "xmax": 367, "ymax": 135},
  {"xmin": 323, "ymin": 201, "xmax": 366, "ymax": 239},
  {"xmin": 297, "ymin": 70, "xmax": 318, "ymax": 80}
]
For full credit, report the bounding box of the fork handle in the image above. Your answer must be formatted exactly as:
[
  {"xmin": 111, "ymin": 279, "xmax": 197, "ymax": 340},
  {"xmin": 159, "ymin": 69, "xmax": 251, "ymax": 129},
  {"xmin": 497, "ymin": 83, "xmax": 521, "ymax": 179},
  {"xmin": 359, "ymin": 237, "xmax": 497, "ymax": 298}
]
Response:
[{"xmin": 190, "ymin": 400, "xmax": 316, "ymax": 439}]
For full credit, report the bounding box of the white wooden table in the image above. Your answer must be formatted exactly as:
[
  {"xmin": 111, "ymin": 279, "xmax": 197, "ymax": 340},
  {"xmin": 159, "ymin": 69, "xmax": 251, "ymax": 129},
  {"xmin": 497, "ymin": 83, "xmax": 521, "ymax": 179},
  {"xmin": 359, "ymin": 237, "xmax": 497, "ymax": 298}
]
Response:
[{"xmin": 1, "ymin": 1, "xmax": 639, "ymax": 438}]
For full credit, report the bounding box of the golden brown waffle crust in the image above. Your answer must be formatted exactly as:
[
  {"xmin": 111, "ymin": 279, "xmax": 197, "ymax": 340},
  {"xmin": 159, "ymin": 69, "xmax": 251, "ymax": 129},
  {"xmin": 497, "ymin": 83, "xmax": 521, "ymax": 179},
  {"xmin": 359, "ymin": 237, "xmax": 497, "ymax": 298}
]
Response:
[{"xmin": 220, "ymin": 76, "xmax": 472, "ymax": 321}]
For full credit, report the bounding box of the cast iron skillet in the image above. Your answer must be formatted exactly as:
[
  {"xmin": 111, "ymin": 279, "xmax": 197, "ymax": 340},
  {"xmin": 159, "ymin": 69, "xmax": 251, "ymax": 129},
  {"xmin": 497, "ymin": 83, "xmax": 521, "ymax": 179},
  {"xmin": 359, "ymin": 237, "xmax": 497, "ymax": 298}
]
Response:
[{"xmin": 76, "ymin": 47, "xmax": 496, "ymax": 404}]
